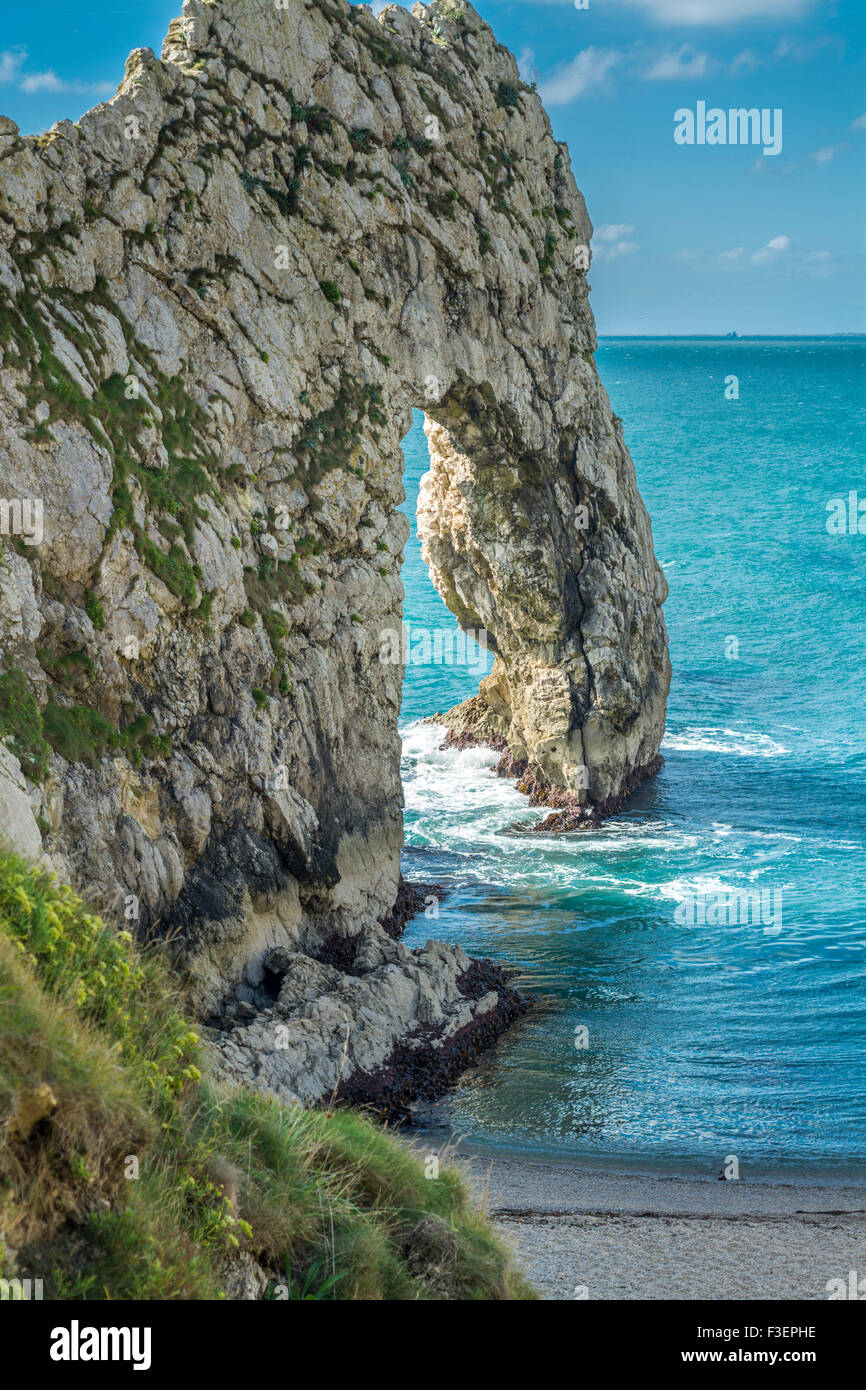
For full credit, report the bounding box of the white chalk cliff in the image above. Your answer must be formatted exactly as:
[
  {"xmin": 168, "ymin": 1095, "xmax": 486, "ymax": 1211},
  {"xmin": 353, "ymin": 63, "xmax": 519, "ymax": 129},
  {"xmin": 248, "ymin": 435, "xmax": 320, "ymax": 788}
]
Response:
[{"xmin": 0, "ymin": 0, "xmax": 669, "ymax": 1105}]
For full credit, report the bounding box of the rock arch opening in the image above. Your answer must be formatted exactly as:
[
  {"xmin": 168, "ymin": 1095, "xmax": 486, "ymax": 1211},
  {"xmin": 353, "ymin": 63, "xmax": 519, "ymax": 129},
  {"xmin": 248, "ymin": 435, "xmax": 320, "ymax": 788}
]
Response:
[{"xmin": 397, "ymin": 409, "xmax": 492, "ymax": 731}]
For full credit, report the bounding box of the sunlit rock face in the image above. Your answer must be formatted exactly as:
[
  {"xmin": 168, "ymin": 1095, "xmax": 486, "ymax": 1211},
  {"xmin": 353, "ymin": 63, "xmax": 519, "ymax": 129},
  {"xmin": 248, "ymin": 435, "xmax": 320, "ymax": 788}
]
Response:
[
  {"xmin": 418, "ymin": 404, "xmax": 670, "ymax": 815},
  {"xmin": 0, "ymin": 0, "xmax": 667, "ymax": 1100}
]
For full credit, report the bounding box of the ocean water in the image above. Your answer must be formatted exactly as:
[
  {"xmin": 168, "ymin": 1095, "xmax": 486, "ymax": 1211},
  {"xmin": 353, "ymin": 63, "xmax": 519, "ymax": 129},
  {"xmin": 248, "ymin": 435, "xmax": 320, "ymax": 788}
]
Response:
[{"xmin": 397, "ymin": 339, "xmax": 866, "ymax": 1180}]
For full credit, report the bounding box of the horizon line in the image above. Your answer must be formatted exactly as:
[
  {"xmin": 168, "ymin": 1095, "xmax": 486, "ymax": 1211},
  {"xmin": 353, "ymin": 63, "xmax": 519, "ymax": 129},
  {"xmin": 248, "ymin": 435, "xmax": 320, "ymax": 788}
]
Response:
[{"xmin": 595, "ymin": 333, "xmax": 866, "ymax": 340}]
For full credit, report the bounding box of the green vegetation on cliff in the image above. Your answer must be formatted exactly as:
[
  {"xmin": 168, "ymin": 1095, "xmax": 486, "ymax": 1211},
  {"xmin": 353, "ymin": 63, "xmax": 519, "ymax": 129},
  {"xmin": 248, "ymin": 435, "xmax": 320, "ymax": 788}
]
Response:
[
  {"xmin": 0, "ymin": 666, "xmax": 172, "ymax": 778},
  {"xmin": 0, "ymin": 852, "xmax": 533, "ymax": 1300}
]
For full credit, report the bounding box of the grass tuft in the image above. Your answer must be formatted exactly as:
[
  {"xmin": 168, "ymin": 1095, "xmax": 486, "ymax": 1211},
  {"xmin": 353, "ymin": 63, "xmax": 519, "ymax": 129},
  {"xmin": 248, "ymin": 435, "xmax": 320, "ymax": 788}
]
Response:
[{"xmin": 0, "ymin": 854, "xmax": 535, "ymax": 1301}]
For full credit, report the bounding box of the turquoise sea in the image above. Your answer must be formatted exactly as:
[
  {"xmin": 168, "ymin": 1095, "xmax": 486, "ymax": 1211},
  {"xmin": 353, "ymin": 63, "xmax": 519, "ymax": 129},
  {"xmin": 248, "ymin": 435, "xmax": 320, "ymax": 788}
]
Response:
[{"xmin": 398, "ymin": 338, "xmax": 866, "ymax": 1179}]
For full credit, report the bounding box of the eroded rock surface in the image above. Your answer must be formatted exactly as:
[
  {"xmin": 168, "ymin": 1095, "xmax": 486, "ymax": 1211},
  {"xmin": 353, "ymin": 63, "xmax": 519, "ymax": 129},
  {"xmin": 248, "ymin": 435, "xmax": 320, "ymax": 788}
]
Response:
[{"xmin": 0, "ymin": 0, "xmax": 667, "ymax": 1102}]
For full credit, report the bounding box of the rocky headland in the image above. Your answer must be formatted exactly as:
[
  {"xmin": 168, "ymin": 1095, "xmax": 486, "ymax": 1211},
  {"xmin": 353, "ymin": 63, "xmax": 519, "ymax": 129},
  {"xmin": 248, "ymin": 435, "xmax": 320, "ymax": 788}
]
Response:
[{"xmin": 0, "ymin": 0, "xmax": 669, "ymax": 1110}]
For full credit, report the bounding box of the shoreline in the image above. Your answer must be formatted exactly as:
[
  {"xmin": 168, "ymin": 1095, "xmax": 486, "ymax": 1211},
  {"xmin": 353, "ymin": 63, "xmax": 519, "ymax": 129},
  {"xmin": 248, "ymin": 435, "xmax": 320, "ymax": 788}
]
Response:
[
  {"xmin": 414, "ymin": 1129, "xmax": 866, "ymax": 1189},
  {"xmin": 442, "ymin": 1147, "xmax": 866, "ymax": 1300},
  {"xmin": 452, "ymin": 1145, "xmax": 866, "ymax": 1205}
]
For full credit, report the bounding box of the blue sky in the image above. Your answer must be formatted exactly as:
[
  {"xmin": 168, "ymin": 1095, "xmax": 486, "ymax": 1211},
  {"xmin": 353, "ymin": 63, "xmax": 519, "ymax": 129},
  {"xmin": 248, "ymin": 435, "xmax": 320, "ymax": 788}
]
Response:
[{"xmin": 1, "ymin": 0, "xmax": 863, "ymax": 332}]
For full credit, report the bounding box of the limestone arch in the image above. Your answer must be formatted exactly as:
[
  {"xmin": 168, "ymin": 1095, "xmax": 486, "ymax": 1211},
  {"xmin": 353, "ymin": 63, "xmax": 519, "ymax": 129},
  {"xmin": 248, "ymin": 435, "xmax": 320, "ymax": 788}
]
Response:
[{"xmin": 0, "ymin": 0, "xmax": 669, "ymax": 1001}]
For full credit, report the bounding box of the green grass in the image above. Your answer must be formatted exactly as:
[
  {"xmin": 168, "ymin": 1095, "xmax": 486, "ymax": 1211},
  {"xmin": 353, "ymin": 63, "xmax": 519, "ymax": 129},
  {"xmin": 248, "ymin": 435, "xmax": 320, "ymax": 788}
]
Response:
[
  {"xmin": 538, "ymin": 229, "xmax": 558, "ymax": 277},
  {"xmin": 84, "ymin": 591, "xmax": 105, "ymax": 630},
  {"xmin": 0, "ymin": 670, "xmax": 50, "ymax": 781},
  {"xmin": 134, "ymin": 536, "xmax": 200, "ymax": 606},
  {"xmin": 0, "ymin": 666, "xmax": 172, "ymax": 779},
  {"xmin": 293, "ymin": 377, "xmax": 386, "ymax": 487},
  {"xmin": 495, "ymin": 80, "xmax": 520, "ymax": 110},
  {"xmin": 0, "ymin": 284, "xmax": 216, "ymax": 610},
  {"xmin": 41, "ymin": 700, "xmax": 116, "ymax": 768},
  {"xmin": 0, "ymin": 853, "xmax": 535, "ymax": 1301}
]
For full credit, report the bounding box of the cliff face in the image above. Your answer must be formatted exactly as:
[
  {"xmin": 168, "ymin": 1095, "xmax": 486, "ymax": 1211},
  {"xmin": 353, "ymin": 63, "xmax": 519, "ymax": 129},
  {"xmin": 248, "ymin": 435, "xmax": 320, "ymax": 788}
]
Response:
[{"xmin": 0, "ymin": 0, "xmax": 668, "ymax": 1102}]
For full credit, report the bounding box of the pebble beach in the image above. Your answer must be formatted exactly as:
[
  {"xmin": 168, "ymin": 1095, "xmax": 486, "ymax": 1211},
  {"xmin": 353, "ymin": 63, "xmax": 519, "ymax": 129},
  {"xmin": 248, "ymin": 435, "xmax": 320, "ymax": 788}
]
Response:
[{"xmin": 457, "ymin": 1152, "xmax": 866, "ymax": 1300}]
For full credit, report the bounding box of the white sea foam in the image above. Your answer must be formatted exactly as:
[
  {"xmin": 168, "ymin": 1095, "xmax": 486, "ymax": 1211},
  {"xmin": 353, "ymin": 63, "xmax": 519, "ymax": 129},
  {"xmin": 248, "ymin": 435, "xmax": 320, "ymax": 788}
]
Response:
[
  {"xmin": 655, "ymin": 873, "xmax": 758, "ymax": 903},
  {"xmin": 401, "ymin": 721, "xmax": 544, "ymax": 846},
  {"xmin": 402, "ymin": 722, "xmax": 825, "ymax": 942},
  {"xmin": 662, "ymin": 726, "xmax": 790, "ymax": 757},
  {"xmin": 401, "ymin": 721, "xmax": 713, "ymax": 896}
]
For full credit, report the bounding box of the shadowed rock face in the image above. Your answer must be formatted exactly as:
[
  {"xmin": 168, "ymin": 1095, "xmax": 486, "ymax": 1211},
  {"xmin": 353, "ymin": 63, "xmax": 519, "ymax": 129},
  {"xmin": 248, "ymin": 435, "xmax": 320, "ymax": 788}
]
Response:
[{"xmin": 0, "ymin": 0, "xmax": 668, "ymax": 1101}]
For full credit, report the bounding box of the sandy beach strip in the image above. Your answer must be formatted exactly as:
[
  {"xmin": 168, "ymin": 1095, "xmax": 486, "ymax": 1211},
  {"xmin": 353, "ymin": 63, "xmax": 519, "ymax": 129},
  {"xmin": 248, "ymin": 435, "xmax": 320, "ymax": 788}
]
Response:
[{"xmin": 454, "ymin": 1151, "xmax": 866, "ymax": 1300}]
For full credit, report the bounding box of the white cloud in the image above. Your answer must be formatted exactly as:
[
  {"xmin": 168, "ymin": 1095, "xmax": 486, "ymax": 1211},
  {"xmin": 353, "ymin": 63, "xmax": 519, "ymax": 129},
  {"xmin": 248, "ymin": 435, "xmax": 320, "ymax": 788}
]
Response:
[
  {"xmin": 0, "ymin": 48, "xmax": 111, "ymax": 97},
  {"xmin": 645, "ymin": 45, "xmax": 708, "ymax": 79},
  {"xmin": 751, "ymin": 155, "xmax": 798, "ymax": 175},
  {"xmin": 852, "ymin": 113, "xmax": 866, "ymax": 131},
  {"xmin": 602, "ymin": 0, "xmax": 813, "ymax": 25},
  {"xmin": 716, "ymin": 239, "xmax": 831, "ymax": 276},
  {"xmin": 0, "ymin": 49, "xmax": 26, "ymax": 84},
  {"xmin": 517, "ymin": 48, "xmax": 539, "ymax": 84},
  {"xmin": 804, "ymin": 250, "xmax": 834, "ymax": 279},
  {"xmin": 730, "ymin": 49, "xmax": 762, "ymax": 72},
  {"xmin": 594, "ymin": 241, "xmax": 639, "ymax": 261},
  {"xmin": 593, "ymin": 225, "xmax": 639, "ymax": 260},
  {"xmin": 644, "ymin": 43, "xmax": 771, "ymax": 81},
  {"xmin": 596, "ymin": 223, "xmax": 636, "ymax": 242},
  {"xmin": 716, "ymin": 236, "xmax": 793, "ymax": 267},
  {"xmin": 19, "ymin": 70, "xmax": 65, "ymax": 94},
  {"xmin": 811, "ymin": 143, "xmax": 849, "ymax": 164},
  {"xmin": 772, "ymin": 34, "xmax": 843, "ymax": 62},
  {"xmin": 534, "ymin": 16, "xmax": 833, "ymax": 107},
  {"xmin": 751, "ymin": 234, "xmax": 791, "ymax": 263},
  {"xmin": 539, "ymin": 47, "xmax": 621, "ymax": 105},
  {"xmin": 671, "ymin": 247, "xmax": 703, "ymax": 261}
]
